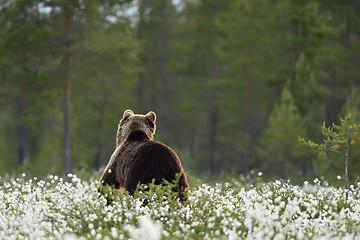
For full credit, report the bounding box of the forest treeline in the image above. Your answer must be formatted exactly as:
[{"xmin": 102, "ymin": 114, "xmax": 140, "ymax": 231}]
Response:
[{"xmin": 0, "ymin": 0, "xmax": 360, "ymax": 182}]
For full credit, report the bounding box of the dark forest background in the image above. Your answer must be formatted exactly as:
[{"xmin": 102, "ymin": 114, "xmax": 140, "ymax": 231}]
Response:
[{"xmin": 1, "ymin": 0, "xmax": 360, "ymax": 183}]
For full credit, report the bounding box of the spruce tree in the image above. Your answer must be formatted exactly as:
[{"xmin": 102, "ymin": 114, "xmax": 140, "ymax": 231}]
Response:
[
  {"xmin": 216, "ymin": 0, "xmax": 295, "ymax": 172},
  {"xmin": 289, "ymin": 0, "xmax": 341, "ymax": 140},
  {"xmin": 257, "ymin": 87, "xmax": 308, "ymax": 178}
]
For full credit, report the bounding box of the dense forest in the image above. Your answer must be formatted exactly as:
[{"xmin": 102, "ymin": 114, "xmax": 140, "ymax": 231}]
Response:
[{"xmin": 0, "ymin": 0, "xmax": 359, "ymax": 182}]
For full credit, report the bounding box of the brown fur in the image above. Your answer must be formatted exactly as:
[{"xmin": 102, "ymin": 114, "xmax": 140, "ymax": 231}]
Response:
[{"xmin": 99, "ymin": 110, "xmax": 189, "ymax": 201}]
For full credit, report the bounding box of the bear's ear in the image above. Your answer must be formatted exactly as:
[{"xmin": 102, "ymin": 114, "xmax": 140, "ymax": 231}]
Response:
[
  {"xmin": 122, "ymin": 109, "xmax": 134, "ymax": 119},
  {"xmin": 145, "ymin": 111, "xmax": 156, "ymax": 123}
]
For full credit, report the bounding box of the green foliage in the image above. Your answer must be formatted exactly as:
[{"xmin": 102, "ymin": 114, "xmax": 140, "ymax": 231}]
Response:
[
  {"xmin": 0, "ymin": 0, "xmax": 140, "ymax": 175},
  {"xmin": 0, "ymin": 0, "xmax": 61, "ymax": 175},
  {"xmin": 71, "ymin": 7, "xmax": 140, "ymax": 170},
  {"xmin": 216, "ymin": 0, "xmax": 288, "ymax": 171},
  {"xmin": 299, "ymin": 114, "xmax": 360, "ymax": 157},
  {"xmin": 340, "ymin": 88, "xmax": 360, "ymax": 182},
  {"xmin": 342, "ymin": 87, "xmax": 360, "ymax": 120},
  {"xmin": 173, "ymin": 0, "xmax": 232, "ymax": 172},
  {"xmin": 257, "ymin": 87, "xmax": 309, "ymax": 178},
  {"xmin": 289, "ymin": 0, "xmax": 341, "ymax": 141},
  {"xmin": 136, "ymin": 0, "xmax": 180, "ymax": 144},
  {"xmin": 99, "ymin": 173, "xmax": 188, "ymax": 206},
  {"xmin": 299, "ymin": 114, "xmax": 360, "ymax": 196}
]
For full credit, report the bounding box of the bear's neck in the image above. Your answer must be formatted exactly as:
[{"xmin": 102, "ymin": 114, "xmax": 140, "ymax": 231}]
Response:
[{"xmin": 126, "ymin": 130, "xmax": 151, "ymax": 142}]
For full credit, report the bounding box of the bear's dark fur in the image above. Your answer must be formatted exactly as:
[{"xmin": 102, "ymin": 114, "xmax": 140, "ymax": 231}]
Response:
[{"xmin": 99, "ymin": 109, "xmax": 189, "ymax": 201}]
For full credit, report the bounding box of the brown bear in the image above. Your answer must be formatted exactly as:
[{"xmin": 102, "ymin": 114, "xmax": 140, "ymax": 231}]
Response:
[{"xmin": 98, "ymin": 109, "xmax": 189, "ymax": 201}]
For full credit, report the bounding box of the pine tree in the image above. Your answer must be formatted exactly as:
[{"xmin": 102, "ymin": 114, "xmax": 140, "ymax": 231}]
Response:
[
  {"xmin": 40, "ymin": 0, "xmax": 139, "ymax": 174},
  {"xmin": 300, "ymin": 114, "xmax": 360, "ymax": 201},
  {"xmin": 307, "ymin": 88, "xmax": 360, "ymax": 184},
  {"xmin": 340, "ymin": 88, "xmax": 360, "ymax": 183},
  {"xmin": 0, "ymin": 0, "xmax": 141, "ymax": 175}
]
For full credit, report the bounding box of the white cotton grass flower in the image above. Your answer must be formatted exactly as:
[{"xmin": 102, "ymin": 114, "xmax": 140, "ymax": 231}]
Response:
[
  {"xmin": 258, "ymin": 172, "xmax": 263, "ymax": 177},
  {"xmin": 126, "ymin": 216, "xmax": 163, "ymax": 240},
  {"xmin": 337, "ymin": 175, "xmax": 341, "ymax": 180},
  {"xmin": 111, "ymin": 227, "xmax": 118, "ymax": 238}
]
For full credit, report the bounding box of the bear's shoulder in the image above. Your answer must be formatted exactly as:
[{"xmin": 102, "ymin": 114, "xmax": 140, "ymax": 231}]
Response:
[
  {"xmin": 123, "ymin": 139, "xmax": 178, "ymax": 162},
  {"xmin": 139, "ymin": 140, "xmax": 174, "ymax": 153},
  {"xmin": 118, "ymin": 135, "xmax": 174, "ymax": 157}
]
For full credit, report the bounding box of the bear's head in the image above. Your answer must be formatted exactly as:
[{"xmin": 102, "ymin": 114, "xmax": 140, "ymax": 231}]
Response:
[{"xmin": 116, "ymin": 109, "xmax": 156, "ymax": 146}]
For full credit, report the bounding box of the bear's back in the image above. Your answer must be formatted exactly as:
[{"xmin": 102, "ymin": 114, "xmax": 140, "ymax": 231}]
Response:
[{"xmin": 117, "ymin": 139, "xmax": 184, "ymax": 194}]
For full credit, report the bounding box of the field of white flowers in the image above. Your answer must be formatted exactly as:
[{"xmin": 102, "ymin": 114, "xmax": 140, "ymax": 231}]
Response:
[{"xmin": 0, "ymin": 173, "xmax": 359, "ymax": 240}]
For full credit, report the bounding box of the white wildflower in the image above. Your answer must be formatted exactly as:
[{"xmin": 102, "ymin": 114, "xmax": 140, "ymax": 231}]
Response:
[
  {"xmin": 127, "ymin": 216, "xmax": 163, "ymax": 240},
  {"xmin": 111, "ymin": 228, "xmax": 118, "ymax": 238}
]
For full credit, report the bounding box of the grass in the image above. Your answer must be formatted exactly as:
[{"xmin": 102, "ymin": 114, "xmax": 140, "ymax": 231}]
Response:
[{"xmin": 0, "ymin": 172, "xmax": 359, "ymax": 240}]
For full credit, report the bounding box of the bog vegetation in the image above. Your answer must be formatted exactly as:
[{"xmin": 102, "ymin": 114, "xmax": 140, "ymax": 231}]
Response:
[{"xmin": 0, "ymin": 173, "xmax": 359, "ymax": 240}]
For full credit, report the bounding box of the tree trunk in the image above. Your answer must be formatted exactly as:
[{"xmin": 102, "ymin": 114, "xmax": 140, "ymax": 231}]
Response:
[
  {"xmin": 208, "ymin": 103, "xmax": 218, "ymax": 173},
  {"xmin": 18, "ymin": 121, "xmax": 30, "ymax": 176},
  {"xmin": 17, "ymin": 90, "xmax": 30, "ymax": 175},
  {"xmin": 18, "ymin": 122, "xmax": 29, "ymax": 166},
  {"xmin": 136, "ymin": 0, "xmax": 147, "ymax": 112},
  {"xmin": 63, "ymin": 76, "xmax": 71, "ymax": 175},
  {"xmin": 207, "ymin": 60, "xmax": 220, "ymax": 173},
  {"xmin": 62, "ymin": 5, "xmax": 73, "ymax": 175},
  {"xmin": 345, "ymin": 133, "xmax": 350, "ymax": 203}
]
